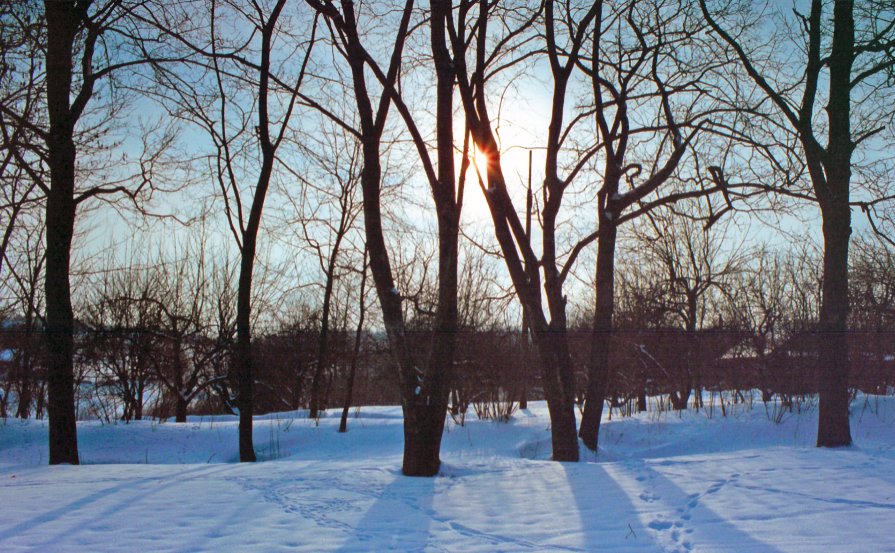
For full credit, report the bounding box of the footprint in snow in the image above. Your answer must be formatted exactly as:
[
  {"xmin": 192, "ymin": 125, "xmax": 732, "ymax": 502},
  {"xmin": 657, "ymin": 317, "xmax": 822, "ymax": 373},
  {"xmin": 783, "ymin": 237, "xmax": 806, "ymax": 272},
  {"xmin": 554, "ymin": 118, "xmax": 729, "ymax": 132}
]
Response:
[{"xmin": 648, "ymin": 520, "xmax": 673, "ymax": 531}]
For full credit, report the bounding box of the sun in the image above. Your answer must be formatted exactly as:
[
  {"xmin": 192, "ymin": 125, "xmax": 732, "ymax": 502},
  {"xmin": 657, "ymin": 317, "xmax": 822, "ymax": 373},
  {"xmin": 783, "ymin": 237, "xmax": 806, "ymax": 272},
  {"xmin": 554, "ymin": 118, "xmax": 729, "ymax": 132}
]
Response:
[
  {"xmin": 452, "ymin": 98, "xmax": 549, "ymax": 225},
  {"xmin": 473, "ymin": 144, "xmax": 491, "ymax": 176}
]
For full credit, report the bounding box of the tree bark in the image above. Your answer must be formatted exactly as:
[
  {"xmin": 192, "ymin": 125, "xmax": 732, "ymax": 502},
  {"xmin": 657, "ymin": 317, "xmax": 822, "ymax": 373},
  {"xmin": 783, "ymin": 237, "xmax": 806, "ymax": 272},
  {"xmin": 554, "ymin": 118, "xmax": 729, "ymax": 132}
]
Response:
[
  {"xmin": 815, "ymin": 0, "xmax": 854, "ymax": 447},
  {"xmin": 579, "ymin": 222, "xmax": 617, "ymax": 450},
  {"xmin": 232, "ymin": 0, "xmax": 291, "ymax": 462},
  {"xmin": 398, "ymin": 0, "xmax": 459, "ymax": 475},
  {"xmin": 175, "ymin": 394, "xmax": 188, "ymax": 423},
  {"xmin": 535, "ymin": 330, "xmax": 579, "ymax": 461},
  {"xmin": 816, "ymin": 205, "xmax": 852, "ymax": 446},
  {"xmin": 44, "ymin": 1, "xmax": 81, "ymax": 465},
  {"xmin": 235, "ymin": 242, "xmax": 257, "ymax": 461}
]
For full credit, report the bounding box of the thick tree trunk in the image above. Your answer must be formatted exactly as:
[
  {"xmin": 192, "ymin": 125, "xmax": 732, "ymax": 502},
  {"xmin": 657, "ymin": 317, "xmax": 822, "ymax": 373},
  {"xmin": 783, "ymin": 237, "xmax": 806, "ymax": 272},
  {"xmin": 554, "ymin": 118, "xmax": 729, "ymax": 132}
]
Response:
[
  {"xmin": 402, "ymin": 404, "xmax": 448, "ymax": 476},
  {"xmin": 175, "ymin": 395, "xmax": 188, "ymax": 423},
  {"xmin": 533, "ymin": 330, "xmax": 579, "ymax": 462},
  {"xmin": 399, "ymin": 1, "xmax": 459, "ymax": 475},
  {"xmin": 815, "ymin": 0, "xmax": 854, "ymax": 448},
  {"xmin": 44, "ymin": 2, "xmax": 80, "ymax": 465},
  {"xmin": 402, "ymin": 214, "xmax": 457, "ymax": 474},
  {"xmin": 580, "ymin": 223, "xmax": 617, "ymax": 450},
  {"xmin": 816, "ymin": 206, "xmax": 852, "ymax": 446}
]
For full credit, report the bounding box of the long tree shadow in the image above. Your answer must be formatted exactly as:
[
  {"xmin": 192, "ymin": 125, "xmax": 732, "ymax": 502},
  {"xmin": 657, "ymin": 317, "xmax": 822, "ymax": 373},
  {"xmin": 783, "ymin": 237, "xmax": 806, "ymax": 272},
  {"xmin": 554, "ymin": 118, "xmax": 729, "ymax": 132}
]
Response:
[
  {"xmin": 608, "ymin": 460, "xmax": 784, "ymax": 552},
  {"xmin": 333, "ymin": 470, "xmax": 437, "ymax": 552},
  {"xmin": 1, "ymin": 464, "xmax": 241, "ymax": 549},
  {"xmin": 560, "ymin": 460, "xmax": 658, "ymax": 552}
]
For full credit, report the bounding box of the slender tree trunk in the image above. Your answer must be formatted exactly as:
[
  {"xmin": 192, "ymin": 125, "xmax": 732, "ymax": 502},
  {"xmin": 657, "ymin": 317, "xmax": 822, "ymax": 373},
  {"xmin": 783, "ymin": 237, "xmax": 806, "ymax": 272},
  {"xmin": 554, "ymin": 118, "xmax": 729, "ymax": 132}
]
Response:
[
  {"xmin": 579, "ymin": 223, "xmax": 617, "ymax": 450},
  {"xmin": 235, "ymin": 236, "xmax": 258, "ymax": 461},
  {"xmin": 16, "ymin": 331, "xmax": 34, "ymax": 419},
  {"xmin": 518, "ymin": 327, "xmax": 529, "ymax": 410},
  {"xmin": 310, "ymin": 231, "xmax": 345, "ymax": 419},
  {"xmin": 340, "ymin": 252, "xmax": 368, "ymax": 433},
  {"xmin": 637, "ymin": 375, "xmax": 647, "ymax": 413},
  {"xmin": 519, "ymin": 151, "xmax": 534, "ymax": 411},
  {"xmin": 44, "ymin": 2, "xmax": 80, "ymax": 465}
]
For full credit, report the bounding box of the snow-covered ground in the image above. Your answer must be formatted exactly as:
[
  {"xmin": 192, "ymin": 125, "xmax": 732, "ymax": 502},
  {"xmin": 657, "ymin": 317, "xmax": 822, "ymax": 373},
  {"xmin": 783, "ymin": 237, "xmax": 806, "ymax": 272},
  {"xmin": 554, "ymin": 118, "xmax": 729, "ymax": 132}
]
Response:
[{"xmin": 2, "ymin": 396, "xmax": 894, "ymax": 552}]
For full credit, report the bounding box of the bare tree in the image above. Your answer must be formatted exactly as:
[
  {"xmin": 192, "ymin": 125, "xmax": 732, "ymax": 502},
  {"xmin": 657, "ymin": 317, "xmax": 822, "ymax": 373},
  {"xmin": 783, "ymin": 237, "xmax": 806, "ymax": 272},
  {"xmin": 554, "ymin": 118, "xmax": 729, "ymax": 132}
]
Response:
[
  {"xmin": 577, "ymin": 0, "xmax": 739, "ymax": 449},
  {"xmin": 147, "ymin": 0, "xmax": 318, "ymax": 460},
  {"xmin": 700, "ymin": 0, "xmax": 895, "ymax": 447},
  {"xmin": 81, "ymin": 256, "xmax": 158, "ymax": 422},
  {"xmin": 287, "ymin": 122, "xmax": 364, "ymax": 420},
  {"xmin": 339, "ymin": 247, "xmax": 368, "ymax": 433},
  {"xmin": 450, "ymin": 0, "xmax": 594, "ymax": 462},
  {"xmin": 149, "ymin": 250, "xmax": 234, "ymax": 423},
  {"xmin": 631, "ymin": 208, "xmax": 744, "ymax": 410},
  {"xmin": 306, "ymin": 0, "xmax": 466, "ymax": 475},
  {"xmin": 34, "ymin": 0, "xmax": 171, "ymax": 464},
  {"xmin": 2, "ymin": 213, "xmax": 46, "ymax": 419}
]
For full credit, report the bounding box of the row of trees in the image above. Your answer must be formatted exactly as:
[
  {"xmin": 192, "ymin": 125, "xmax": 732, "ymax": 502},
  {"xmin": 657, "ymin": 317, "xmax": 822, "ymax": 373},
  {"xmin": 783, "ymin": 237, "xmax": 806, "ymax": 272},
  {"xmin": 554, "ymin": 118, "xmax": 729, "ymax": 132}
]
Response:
[
  {"xmin": 1, "ymin": 0, "xmax": 893, "ymax": 474},
  {"xmin": 4, "ymin": 223, "xmax": 895, "ymax": 423}
]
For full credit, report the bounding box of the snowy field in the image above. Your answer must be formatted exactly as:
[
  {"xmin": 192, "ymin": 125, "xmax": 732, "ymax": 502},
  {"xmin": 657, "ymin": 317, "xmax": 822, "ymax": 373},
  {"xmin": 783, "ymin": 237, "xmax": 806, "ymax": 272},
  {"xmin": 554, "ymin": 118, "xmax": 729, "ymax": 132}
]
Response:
[{"xmin": 1, "ymin": 396, "xmax": 894, "ymax": 552}]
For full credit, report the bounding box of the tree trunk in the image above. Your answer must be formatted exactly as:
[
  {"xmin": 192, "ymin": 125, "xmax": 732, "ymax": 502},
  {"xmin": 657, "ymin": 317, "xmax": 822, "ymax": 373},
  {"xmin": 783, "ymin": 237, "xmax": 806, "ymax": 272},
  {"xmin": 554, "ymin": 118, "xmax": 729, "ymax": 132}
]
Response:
[
  {"xmin": 815, "ymin": 0, "xmax": 854, "ymax": 448},
  {"xmin": 518, "ymin": 329, "xmax": 529, "ymax": 410},
  {"xmin": 399, "ymin": 1, "xmax": 460, "ymax": 475},
  {"xmin": 533, "ymin": 330, "xmax": 579, "ymax": 462},
  {"xmin": 44, "ymin": 1, "xmax": 81, "ymax": 465},
  {"xmin": 816, "ymin": 206, "xmax": 852, "ymax": 446},
  {"xmin": 16, "ymin": 346, "xmax": 33, "ymax": 419},
  {"xmin": 340, "ymin": 252, "xmax": 368, "ymax": 434},
  {"xmin": 402, "ymin": 405, "xmax": 446, "ymax": 476},
  {"xmin": 310, "ymin": 229, "xmax": 345, "ymax": 419},
  {"xmin": 580, "ymin": 223, "xmax": 617, "ymax": 450},
  {"xmin": 637, "ymin": 379, "xmax": 647, "ymax": 413},
  {"xmin": 235, "ymin": 241, "xmax": 257, "ymax": 461},
  {"xmin": 175, "ymin": 394, "xmax": 188, "ymax": 423}
]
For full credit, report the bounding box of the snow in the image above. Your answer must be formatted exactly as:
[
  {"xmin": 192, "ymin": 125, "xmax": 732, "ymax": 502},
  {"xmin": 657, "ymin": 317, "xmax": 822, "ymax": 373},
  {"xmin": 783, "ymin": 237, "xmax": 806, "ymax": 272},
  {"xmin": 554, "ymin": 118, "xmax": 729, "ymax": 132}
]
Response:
[{"xmin": 2, "ymin": 396, "xmax": 895, "ymax": 552}]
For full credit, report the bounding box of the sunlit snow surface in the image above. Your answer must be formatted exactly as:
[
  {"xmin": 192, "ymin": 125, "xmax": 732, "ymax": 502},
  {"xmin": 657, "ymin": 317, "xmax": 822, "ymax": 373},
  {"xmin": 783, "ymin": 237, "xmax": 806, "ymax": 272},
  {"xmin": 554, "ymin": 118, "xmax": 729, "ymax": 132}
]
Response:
[{"xmin": 2, "ymin": 397, "xmax": 894, "ymax": 552}]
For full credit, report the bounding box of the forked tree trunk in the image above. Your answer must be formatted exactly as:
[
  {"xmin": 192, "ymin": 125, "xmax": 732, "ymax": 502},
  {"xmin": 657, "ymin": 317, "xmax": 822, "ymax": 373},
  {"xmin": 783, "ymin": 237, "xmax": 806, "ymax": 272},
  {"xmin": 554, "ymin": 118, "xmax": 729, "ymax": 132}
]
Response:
[
  {"xmin": 398, "ymin": 0, "xmax": 460, "ymax": 475},
  {"xmin": 317, "ymin": 0, "xmax": 455, "ymax": 475},
  {"xmin": 232, "ymin": 0, "xmax": 292, "ymax": 461}
]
